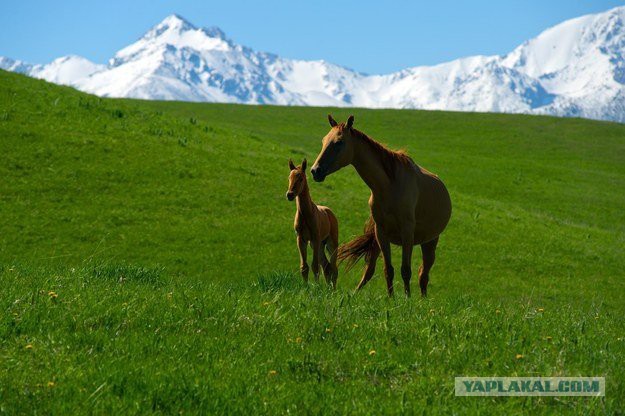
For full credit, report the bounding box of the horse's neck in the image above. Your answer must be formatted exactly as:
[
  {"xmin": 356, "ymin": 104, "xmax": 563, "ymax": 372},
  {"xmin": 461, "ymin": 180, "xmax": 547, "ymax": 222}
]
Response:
[
  {"xmin": 296, "ymin": 184, "xmax": 316, "ymax": 219},
  {"xmin": 352, "ymin": 138, "xmax": 392, "ymax": 195}
]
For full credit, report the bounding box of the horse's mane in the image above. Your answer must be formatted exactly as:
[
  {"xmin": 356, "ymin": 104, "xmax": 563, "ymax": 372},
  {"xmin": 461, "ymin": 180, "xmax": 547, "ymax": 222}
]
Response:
[{"xmin": 342, "ymin": 124, "xmax": 414, "ymax": 179}]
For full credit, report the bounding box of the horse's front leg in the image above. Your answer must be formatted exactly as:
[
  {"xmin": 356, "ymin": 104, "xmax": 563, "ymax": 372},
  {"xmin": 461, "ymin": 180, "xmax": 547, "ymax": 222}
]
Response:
[
  {"xmin": 374, "ymin": 224, "xmax": 394, "ymax": 297},
  {"xmin": 297, "ymin": 235, "xmax": 309, "ymax": 283}
]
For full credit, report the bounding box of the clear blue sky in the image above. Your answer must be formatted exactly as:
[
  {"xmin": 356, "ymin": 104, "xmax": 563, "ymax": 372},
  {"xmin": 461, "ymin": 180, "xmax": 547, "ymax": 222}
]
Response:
[{"xmin": 1, "ymin": 0, "xmax": 623, "ymax": 74}]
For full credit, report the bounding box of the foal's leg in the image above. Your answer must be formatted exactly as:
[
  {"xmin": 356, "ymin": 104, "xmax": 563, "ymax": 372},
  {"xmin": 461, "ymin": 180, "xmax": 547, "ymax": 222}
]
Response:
[
  {"xmin": 400, "ymin": 224, "xmax": 415, "ymax": 297},
  {"xmin": 320, "ymin": 243, "xmax": 332, "ymax": 285},
  {"xmin": 311, "ymin": 238, "xmax": 321, "ymax": 283},
  {"xmin": 356, "ymin": 244, "xmax": 379, "ymax": 291},
  {"xmin": 418, "ymin": 237, "xmax": 439, "ymax": 297},
  {"xmin": 374, "ymin": 224, "xmax": 394, "ymax": 297},
  {"xmin": 297, "ymin": 235, "xmax": 309, "ymax": 283},
  {"xmin": 326, "ymin": 239, "xmax": 339, "ymax": 289},
  {"xmin": 327, "ymin": 217, "xmax": 340, "ymax": 289}
]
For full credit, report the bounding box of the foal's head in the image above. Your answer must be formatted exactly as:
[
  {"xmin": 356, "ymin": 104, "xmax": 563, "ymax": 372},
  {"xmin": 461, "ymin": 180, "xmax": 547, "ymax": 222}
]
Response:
[
  {"xmin": 286, "ymin": 158, "xmax": 308, "ymax": 201},
  {"xmin": 311, "ymin": 114, "xmax": 356, "ymax": 182}
]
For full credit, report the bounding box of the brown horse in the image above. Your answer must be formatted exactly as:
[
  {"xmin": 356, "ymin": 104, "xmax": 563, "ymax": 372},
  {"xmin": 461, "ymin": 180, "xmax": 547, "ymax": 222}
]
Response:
[
  {"xmin": 311, "ymin": 115, "xmax": 451, "ymax": 297},
  {"xmin": 286, "ymin": 158, "xmax": 339, "ymax": 288}
]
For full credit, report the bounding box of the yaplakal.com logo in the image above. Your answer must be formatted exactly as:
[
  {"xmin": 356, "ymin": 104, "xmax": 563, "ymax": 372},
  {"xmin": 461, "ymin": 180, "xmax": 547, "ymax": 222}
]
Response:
[{"xmin": 455, "ymin": 377, "xmax": 605, "ymax": 396}]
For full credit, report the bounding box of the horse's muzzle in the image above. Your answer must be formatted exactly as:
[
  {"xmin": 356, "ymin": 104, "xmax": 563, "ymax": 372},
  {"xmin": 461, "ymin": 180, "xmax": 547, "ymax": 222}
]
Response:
[
  {"xmin": 286, "ymin": 191, "xmax": 295, "ymax": 201},
  {"xmin": 310, "ymin": 166, "xmax": 326, "ymax": 182}
]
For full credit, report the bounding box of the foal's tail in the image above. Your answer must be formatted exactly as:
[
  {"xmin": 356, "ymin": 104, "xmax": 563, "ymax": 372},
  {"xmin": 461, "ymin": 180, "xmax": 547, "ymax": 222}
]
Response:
[{"xmin": 338, "ymin": 216, "xmax": 378, "ymax": 271}]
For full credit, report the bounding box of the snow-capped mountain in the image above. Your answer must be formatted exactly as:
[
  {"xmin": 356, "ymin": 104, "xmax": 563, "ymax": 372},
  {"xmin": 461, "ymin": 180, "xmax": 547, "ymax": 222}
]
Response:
[{"xmin": 3, "ymin": 7, "xmax": 625, "ymax": 122}]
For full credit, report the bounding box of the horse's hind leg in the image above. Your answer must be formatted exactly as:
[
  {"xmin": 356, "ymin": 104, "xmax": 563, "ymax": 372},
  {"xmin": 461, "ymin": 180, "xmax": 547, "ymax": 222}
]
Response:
[
  {"xmin": 320, "ymin": 242, "xmax": 332, "ymax": 285},
  {"xmin": 311, "ymin": 238, "xmax": 322, "ymax": 283},
  {"xmin": 400, "ymin": 224, "xmax": 415, "ymax": 297},
  {"xmin": 375, "ymin": 225, "xmax": 395, "ymax": 296},
  {"xmin": 325, "ymin": 238, "xmax": 339, "ymax": 289},
  {"xmin": 418, "ymin": 237, "xmax": 439, "ymax": 297},
  {"xmin": 297, "ymin": 235, "xmax": 309, "ymax": 283},
  {"xmin": 356, "ymin": 244, "xmax": 380, "ymax": 291},
  {"xmin": 327, "ymin": 214, "xmax": 340, "ymax": 289}
]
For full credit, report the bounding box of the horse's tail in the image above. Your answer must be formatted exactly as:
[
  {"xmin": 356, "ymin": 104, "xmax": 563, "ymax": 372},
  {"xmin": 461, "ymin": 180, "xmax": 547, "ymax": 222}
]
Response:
[{"xmin": 338, "ymin": 216, "xmax": 378, "ymax": 271}]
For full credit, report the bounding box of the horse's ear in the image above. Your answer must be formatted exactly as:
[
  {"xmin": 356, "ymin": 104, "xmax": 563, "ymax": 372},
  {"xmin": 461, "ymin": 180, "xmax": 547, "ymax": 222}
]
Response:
[
  {"xmin": 346, "ymin": 115, "xmax": 354, "ymax": 129},
  {"xmin": 302, "ymin": 158, "xmax": 307, "ymax": 171},
  {"xmin": 289, "ymin": 159, "xmax": 296, "ymax": 170},
  {"xmin": 328, "ymin": 114, "xmax": 338, "ymax": 127}
]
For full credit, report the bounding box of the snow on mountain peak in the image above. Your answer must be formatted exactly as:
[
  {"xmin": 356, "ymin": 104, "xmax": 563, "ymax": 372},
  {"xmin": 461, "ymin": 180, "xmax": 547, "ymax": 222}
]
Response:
[
  {"xmin": 0, "ymin": 56, "xmax": 34, "ymax": 74},
  {"xmin": 148, "ymin": 14, "xmax": 228, "ymax": 42},
  {"xmin": 31, "ymin": 55, "xmax": 105, "ymax": 85},
  {"xmin": 111, "ymin": 15, "xmax": 232, "ymax": 67},
  {"xmin": 157, "ymin": 14, "xmax": 197, "ymax": 31},
  {"xmin": 498, "ymin": 4, "xmax": 625, "ymax": 112},
  {"xmin": 2, "ymin": 7, "xmax": 625, "ymax": 122},
  {"xmin": 502, "ymin": 6, "xmax": 625, "ymax": 78}
]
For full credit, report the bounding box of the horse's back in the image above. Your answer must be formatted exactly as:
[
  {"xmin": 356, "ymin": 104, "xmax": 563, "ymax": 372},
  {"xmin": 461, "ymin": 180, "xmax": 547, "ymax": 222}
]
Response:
[
  {"xmin": 317, "ymin": 205, "xmax": 338, "ymax": 228},
  {"xmin": 317, "ymin": 205, "xmax": 339, "ymax": 241}
]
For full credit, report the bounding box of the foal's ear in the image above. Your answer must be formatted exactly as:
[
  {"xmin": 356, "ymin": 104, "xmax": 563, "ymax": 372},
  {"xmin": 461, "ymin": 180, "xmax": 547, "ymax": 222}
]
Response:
[
  {"xmin": 302, "ymin": 158, "xmax": 307, "ymax": 171},
  {"xmin": 346, "ymin": 115, "xmax": 354, "ymax": 129},
  {"xmin": 289, "ymin": 159, "xmax": 296, "ymax": 170},
  {"xmin": 328, "ymin": 114, "xmax": 338, "ymax": 127}
]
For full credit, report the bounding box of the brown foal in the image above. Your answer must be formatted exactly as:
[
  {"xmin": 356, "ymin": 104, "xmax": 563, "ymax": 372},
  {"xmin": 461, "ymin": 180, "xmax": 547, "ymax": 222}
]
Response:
[{"xmin": 286, "ymin": 158, "xmax": 339, "ymax": 288}]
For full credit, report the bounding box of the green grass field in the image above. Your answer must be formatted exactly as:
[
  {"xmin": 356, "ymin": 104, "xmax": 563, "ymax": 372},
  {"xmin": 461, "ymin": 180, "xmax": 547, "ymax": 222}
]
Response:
[{"xmin": 1, "ymin": 69, "xmax": 624, "ymax": 414}]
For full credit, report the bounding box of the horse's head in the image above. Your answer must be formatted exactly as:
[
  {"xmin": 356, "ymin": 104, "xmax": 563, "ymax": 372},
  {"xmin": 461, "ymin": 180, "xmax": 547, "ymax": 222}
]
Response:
[
  {"xmin": 286, "ymin": 158, "xmax": 307, "ymax": 201},
  {"xmin": 311, "ymin": 114, "xmax": 356, "ymax": 182}
]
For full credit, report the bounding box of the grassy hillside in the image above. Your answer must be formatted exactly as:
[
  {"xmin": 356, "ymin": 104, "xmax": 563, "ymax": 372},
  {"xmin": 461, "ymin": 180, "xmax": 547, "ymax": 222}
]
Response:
[{"xmin": 1, "ymin": 69, "xmax": 624, "ymax": 414}]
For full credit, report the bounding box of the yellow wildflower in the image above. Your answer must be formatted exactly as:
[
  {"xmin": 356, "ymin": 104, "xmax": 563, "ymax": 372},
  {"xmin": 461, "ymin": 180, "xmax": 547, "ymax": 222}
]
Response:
[
  {"xmin": 268, "ymin": 370, "xmax": 277, "ymax": 376},
  {"xmin": 369, "ymin": 350, "xmax": 376, "ymax": 356},
  {"xmin": 515, "ymin": 354, "xmax": 524, "ymax": 360}
]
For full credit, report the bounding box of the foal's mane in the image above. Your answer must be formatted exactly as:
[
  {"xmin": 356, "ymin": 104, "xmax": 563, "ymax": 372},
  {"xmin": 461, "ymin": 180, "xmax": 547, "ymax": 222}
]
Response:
[{"xmin": 341, "ymin": 124, "xmax": 414, "ymax": 179}]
